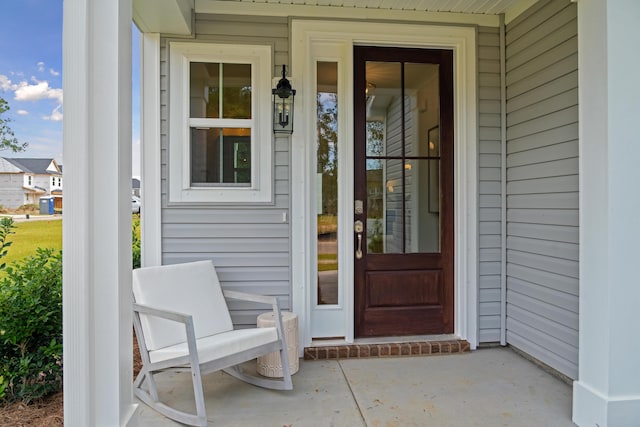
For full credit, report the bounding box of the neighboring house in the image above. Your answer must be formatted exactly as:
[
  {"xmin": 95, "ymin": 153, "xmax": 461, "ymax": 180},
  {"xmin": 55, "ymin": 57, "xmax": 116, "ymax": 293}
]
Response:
[
  {"xmin": 132, "ymin": 178, "xmax": 140, "ymax": 197},
  {"xmin": 62, "ymin": 1, "xmax": 640, "ymax": 426},
  {"xmin": 0, "ymin": 157, "xmax": 62, "ymax": 209}
]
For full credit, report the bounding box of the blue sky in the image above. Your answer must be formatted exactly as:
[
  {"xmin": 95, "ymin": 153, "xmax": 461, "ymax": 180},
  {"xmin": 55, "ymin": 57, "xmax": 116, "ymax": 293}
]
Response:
[{"xmin": 0, "ymin": 0, "xmax": 141, "ymax": 176}]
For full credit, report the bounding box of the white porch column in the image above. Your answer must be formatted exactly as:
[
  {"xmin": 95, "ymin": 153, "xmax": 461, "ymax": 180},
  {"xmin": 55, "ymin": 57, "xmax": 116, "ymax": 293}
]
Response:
[
  {"xmin": 63, "ymin": 0, "xmax": 137, "ymax": 425},
  {"xmin": 574, "ymin": 0, "xmax": 640, "ymax": 426}
]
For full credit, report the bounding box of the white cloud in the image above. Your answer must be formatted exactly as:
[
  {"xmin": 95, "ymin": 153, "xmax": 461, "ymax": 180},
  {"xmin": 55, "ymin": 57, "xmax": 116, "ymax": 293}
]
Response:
[
  {"xmin": 43, "ymin": 105, "xmax": 63, "ymax": 122},
  {"xmin": 0, "ymin": 74, "xmax": 63, "ymax": 122},
  {"xmin": 14, "ymin": 79, "xmax": 63, "ymax": 104},
  {"xmin": 0, "ymin": 74, "xmax": 12, "ymax": 91},
  {"xmin": 16, "ymin": 110, "xmax": 28, "ymax": 115},
  {"xmin": 37, "ymin": 62, "xmax": 45, "ymax": 73},
  {"xmin": 49, "ymin": 68, "xmax": 60, "ymax": 77}
]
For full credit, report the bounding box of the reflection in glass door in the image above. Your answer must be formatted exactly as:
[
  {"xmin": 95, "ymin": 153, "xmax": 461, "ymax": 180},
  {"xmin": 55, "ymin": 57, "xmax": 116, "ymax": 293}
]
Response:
[
  {"xmin": 316, "ymin": 62, "xmax": 339, "ymax": 306},
  {"xmin": 364, "ymin": 61, "xmax": 441, "ymax": 255}
]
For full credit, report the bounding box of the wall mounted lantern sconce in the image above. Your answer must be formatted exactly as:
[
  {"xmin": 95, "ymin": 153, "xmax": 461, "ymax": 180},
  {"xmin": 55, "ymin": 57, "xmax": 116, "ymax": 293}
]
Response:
[{"xmin": 273, "ymin": 65, "xmax": 296, "ymax": 134}]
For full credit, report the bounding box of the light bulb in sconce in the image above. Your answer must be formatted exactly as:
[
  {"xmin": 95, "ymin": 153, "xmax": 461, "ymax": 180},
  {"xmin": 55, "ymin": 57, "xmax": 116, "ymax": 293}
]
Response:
[{"xmin": 365, "ymin": 81, "xmax": 376, "ymax": 97}]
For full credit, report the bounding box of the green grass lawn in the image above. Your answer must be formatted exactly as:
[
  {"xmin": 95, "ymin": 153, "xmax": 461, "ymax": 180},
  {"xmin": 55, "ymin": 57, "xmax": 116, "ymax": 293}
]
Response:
[{"xmin": 1, "ymin": 218, "xmax": 62, "ymax": 267}]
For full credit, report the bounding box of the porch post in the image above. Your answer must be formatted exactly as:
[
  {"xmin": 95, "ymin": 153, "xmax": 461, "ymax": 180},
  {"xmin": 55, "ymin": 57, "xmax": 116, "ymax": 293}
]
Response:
[
  {"xmin": 63, "ymin": 0, "xmax": 137, "ymax": 425},
  {"xmin": 573, "ymin": 0, "xmax": 640, "ymax": 426}
]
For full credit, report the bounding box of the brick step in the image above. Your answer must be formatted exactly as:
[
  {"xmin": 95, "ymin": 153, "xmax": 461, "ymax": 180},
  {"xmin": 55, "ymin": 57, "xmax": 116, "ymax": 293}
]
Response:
[{"xmin": 304, "ymin": 340, "xmax": 470, "ymax": 360}]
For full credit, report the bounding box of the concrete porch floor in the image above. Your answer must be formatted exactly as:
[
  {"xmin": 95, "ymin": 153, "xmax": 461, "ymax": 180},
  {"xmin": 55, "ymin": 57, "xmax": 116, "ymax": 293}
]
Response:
[{"xmin": 135, "ymin": 346, "xmax": 575, "ymax": 426}]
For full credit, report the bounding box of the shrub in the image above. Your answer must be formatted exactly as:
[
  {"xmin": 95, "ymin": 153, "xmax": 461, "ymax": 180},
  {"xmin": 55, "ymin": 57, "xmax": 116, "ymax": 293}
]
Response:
[
  {"xmin": 0, "ymin": 217, "xmax": 15, "ymax": 269},
  {"xmin": 132, "ymin": 217, "xmax": 141, "ymax": 269},
  {"xmin": 15, "ymin": 204, "xmax": 39, "ymax": 214},
  {"xmin": 0, "ymin": 248, "xmax": 63, "ymax": 403}
]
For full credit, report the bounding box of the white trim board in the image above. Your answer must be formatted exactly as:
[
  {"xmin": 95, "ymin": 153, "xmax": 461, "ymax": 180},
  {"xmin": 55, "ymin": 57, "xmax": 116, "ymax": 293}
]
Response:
[
  {"xmin": 141, "ymin": 33, "xmax": 162, "ymax": 267},
  {"xmin": 290, "ymin": 20, "xmax": 478, "ymax": 352}
]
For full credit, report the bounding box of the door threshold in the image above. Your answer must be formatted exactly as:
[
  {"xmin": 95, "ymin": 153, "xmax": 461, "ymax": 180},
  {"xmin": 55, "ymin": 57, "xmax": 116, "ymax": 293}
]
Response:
[{"xmin": 304, "ymin": 335, "xmax": 470, "ymax": 360}]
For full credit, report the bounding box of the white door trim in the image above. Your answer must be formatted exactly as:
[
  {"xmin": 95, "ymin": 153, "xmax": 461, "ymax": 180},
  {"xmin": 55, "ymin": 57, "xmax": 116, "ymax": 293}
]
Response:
[{"xmin": 291, "ymin": 20, "xmax": 478, "ymax": 352}]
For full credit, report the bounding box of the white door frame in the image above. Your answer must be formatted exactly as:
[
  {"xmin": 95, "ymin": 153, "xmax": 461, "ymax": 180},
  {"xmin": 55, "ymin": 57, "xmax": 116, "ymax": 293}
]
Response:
[{"xmin": 291, "ymin": 20, "xmax": 478, "ymax": 352}]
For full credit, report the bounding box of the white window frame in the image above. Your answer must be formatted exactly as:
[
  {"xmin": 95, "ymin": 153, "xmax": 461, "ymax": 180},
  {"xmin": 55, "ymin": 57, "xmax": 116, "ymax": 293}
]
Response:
[{"xmin": 169, "ymin": 42, "xmax": 272, "ymax": 204}]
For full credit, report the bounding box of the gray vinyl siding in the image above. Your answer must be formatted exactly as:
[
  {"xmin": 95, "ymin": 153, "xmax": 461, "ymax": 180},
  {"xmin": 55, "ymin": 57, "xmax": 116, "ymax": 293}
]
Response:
[
  {"xmin": 477, "ymin": 26, "xmax": 503, "ymax": 343},
  {"xmin": 505, "ymin": 0, "xmax": 579, "ymax": 379},
  {"xmin": 160, "ymin": 14, "xmax": 291, "ymax": 327}
]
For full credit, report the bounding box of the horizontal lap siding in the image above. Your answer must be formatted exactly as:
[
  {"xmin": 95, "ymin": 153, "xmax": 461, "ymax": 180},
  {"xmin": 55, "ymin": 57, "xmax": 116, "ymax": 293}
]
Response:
[
  {"xmin": 478, "ymin": 26, "xmax": 502, "ymax": 343},
  {"xmin": 505, "ymin": 0, "xmax": 578, "ymax": 379},
  {"xmin": 160, "ymin": 14, "xmax": 291, "ymax": 327}
]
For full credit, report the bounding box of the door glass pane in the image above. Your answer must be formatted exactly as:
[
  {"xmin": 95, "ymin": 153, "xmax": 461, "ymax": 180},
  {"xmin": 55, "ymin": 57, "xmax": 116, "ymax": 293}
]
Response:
[
  {"xmin": 317, "ymin": 61, "xmax": 338, "ymax": 305},
  {"xmin": 404, "ymin": 159, "xmax": 440, "ymax": 253},
  {"xmin": 404, "ymin": 63, "xmax": 439, "ymax": 157},
  {"xmin": 365, "ymin": 62, "xmax": 401, "ymax": 157},
  {"xmin": 190, "ymin": 128, "xmax": 251, "ymax": 186},
  {"xmin": 366, "ymin": 159, "xmax": 403, "ymax": 254}
]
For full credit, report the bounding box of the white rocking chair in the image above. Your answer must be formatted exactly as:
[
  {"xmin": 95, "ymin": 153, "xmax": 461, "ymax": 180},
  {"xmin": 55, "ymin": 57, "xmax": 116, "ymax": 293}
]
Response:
[{"xmin": 132, "ymin": 260, "xmax": 293, "ymax": 426}]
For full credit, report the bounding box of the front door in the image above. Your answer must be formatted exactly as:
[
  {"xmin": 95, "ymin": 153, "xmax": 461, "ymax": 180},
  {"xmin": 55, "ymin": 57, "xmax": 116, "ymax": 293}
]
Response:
[{"xmin": 354, "ymin": 46, "xmax": 454, "ymax": 337}]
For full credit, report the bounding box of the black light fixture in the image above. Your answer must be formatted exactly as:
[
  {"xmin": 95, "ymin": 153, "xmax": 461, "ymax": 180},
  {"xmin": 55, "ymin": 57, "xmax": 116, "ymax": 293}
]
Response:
[{"xmin": 272, "ymin": 64, "xmax": 296, "ymax": 134}]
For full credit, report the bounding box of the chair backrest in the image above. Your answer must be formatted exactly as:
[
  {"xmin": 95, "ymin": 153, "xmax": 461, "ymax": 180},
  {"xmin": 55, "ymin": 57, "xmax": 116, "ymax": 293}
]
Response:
[{"xmin": 132, "ymin": 260, "xmax": 234, "ymax": 351}]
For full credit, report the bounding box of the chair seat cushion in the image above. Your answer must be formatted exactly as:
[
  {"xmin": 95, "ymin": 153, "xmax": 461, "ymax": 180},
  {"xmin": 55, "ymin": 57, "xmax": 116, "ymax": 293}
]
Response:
[{"xmin": 148, "ymin": 327, "xmax": 279, "ymax": 364}]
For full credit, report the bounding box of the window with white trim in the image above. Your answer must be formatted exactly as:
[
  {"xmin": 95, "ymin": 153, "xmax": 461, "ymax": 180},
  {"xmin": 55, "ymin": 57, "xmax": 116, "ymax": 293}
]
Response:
[{"xmin": 169, "ymin": 42, "xmax": 272, "ymax": 203}]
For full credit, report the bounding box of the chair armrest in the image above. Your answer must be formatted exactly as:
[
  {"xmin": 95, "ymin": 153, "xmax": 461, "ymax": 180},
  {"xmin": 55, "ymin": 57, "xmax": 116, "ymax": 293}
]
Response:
[
  {"xmin": 132, "ymin": 302, "xmax": 200, "ymax": 369},
  {"xmin": 133, "ymin": 302, "xmax": 192, "ymax": 325},
  {"xmin": 223, "ymin": 290, "xmax": 278, "ymax": 306}
]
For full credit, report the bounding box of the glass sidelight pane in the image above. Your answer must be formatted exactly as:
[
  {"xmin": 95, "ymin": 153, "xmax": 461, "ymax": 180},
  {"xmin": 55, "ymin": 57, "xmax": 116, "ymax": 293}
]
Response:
[{"xmin": 317, "ymin": 62, "xmax": 339, "ymax": 305}]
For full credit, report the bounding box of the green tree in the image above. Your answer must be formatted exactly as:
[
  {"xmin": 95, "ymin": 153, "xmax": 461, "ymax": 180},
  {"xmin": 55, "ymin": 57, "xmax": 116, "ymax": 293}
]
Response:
[
  {"xmin": 0, "ymin": 97, "xmax": 28, "ymax": 152},
  {"xmin": 317, "ymin": 93, "xmax": 338, "ymax": 215}
]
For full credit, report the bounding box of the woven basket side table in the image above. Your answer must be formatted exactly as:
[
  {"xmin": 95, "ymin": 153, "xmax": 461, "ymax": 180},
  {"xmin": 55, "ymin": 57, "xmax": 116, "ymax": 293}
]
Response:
[{"xmin": 256, "ymin": 311, "xmax": 299, "ymax": 377}]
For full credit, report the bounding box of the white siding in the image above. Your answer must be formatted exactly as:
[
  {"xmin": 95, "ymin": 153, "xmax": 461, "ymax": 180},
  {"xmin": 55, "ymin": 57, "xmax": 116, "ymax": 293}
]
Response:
[
  {"xmin": 477, "ymin": 26, "xmax": 503, "ymax": 343},
  {"xmin": 160, "ymin": 14, "xmax": 291, "ymax": 327},
  {"xmin": 0, "ymin": 174, "xmax": 27, "ymax": 209},
  {"xmin": 505, "ymin": 0, "xmax": 578, "ymax": 379}
]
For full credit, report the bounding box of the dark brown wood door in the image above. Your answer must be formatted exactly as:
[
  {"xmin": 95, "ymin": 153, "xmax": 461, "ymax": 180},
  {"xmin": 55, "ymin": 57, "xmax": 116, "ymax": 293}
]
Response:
[{"xmin": 354, "ymin": 46, "xmax": 454, "ymax": 337}]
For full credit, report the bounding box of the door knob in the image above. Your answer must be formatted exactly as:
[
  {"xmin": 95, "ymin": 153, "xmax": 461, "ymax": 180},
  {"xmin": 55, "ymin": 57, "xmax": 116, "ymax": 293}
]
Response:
[{"xmin": 354, "ymin": 220, "xmax": 363, "ymax": 259}]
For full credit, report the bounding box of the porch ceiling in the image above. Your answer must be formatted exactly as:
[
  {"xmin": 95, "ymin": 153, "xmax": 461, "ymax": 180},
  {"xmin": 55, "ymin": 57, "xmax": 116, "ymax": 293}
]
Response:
[{"xmin": 134, "ymin": 0, "xmax": 538, "ymax": 34}]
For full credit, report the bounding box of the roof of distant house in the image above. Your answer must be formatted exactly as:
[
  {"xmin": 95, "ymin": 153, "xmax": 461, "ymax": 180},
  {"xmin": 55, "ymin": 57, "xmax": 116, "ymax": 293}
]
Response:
[{"xmin": 2, "ymin": 158, "xmax": 61, "ymax": 175}]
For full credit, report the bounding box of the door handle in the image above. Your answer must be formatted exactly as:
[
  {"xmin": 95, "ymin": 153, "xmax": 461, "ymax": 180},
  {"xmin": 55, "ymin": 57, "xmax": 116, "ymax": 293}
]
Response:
[{"xmin": 354, "ymin": 220, "xmax": 363, "ymax": 259}]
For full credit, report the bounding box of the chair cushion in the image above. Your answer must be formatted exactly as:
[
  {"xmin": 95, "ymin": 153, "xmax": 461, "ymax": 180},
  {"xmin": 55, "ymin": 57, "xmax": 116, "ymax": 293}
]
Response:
[
  {"xmin": 133, "ymin": 260, "xmax": 234, "ymax": 351},
  {"xmin": 148, "ymin": 327, "xmax": 279, "ymax": 364}
]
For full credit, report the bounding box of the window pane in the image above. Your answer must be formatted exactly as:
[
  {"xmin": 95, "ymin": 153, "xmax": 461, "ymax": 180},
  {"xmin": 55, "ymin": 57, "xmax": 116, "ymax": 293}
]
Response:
[
  {"xmin": 316, "ymin": 61, "xmax": 339, "ymax": 305},
  {"xmin": 223, "ymin": 63, "xmax": 251, "ymax": 119},
  {"xmin": 189, "ymin": 63, "xmax": 252, "ymax": 119},
  {"xmin": 190, "ymin": 62, "xmax": 220, "ymax": 118},
  {"xmin": 190, "ymin": 128, "xmax": 251, "ymax": 186}
]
